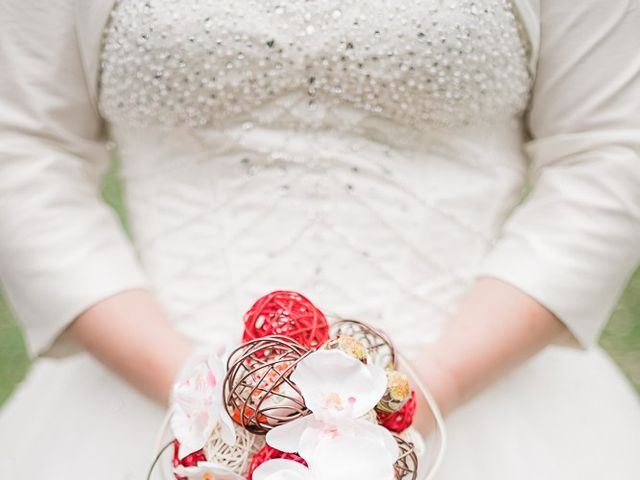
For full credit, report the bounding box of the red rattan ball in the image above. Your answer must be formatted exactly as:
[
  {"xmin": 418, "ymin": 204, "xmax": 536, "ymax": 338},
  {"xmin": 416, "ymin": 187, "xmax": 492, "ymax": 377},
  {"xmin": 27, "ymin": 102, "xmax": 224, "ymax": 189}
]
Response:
[
  {"xmin": 377, "ymin": 390, "xmax": 417, "ymax": 433},
  {"xmin": 242, "ymin": 291, "xmax": 329, "ymax": 349},
  {"xmin": 172, "ymin": 440, "xmax": 207, "ymax": 480},
  {"xmin": 246, "ymin": 444, "xmax": 308, "ymax": 480}
]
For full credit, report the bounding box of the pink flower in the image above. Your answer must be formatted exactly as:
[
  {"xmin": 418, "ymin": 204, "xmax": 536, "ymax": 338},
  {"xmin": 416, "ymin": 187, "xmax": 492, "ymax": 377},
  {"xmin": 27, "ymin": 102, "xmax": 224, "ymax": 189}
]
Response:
[{"xmin": 171, "ymin": 354, "xmax": 235, "ymax": 458}]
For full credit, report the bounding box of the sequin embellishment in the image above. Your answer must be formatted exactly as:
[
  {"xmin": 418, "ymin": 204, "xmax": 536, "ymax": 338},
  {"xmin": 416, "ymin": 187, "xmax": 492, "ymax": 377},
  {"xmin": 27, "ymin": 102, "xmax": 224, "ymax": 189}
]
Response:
[{"xmin": 99, "ymin": 0, "xmax": 530, "ymax": 129}]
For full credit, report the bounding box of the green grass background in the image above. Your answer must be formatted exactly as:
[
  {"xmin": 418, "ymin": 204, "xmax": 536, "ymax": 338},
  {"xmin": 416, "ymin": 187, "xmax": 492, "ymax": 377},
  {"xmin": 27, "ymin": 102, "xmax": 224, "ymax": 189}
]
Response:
[{"xmin": 0, "ymin": 160, "xmax": 639, "ymax": 406}]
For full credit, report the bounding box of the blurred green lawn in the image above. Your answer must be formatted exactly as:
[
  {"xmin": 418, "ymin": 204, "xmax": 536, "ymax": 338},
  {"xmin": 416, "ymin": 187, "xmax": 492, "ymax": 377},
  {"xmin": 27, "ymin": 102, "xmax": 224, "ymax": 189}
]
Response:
[{"xmin": 1, "ymin": 160, "xmax": 639, "ymax": 406}]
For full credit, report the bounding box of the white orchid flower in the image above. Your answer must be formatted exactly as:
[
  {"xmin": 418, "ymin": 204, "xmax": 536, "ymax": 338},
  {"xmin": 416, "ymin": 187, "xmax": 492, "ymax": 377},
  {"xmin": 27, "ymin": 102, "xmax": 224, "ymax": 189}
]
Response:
[
  {"xmin": 252, "ymin": 459, "xmax": 312, "ymax": 480},
  {"xmin": 174, "ymin": 461, "xmax": 244, "ymax": 480},
  {"xmin": 265, "ymin": 349, "xmax": 398, "ymax": 477},
  {"xmin": 171, "ymin": 354, "xmax": 236, "ymax": 458},
  {"xmin": 254, "ymin": 432, "xmax": 398, "ymax": 480}
]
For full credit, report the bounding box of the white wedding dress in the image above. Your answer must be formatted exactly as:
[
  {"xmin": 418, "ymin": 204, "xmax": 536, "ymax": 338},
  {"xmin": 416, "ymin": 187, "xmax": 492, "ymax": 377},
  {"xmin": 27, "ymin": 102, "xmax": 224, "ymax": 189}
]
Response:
[{"xmin": 1, "ymin": 0, "xmax": 640, "ymax": 479}]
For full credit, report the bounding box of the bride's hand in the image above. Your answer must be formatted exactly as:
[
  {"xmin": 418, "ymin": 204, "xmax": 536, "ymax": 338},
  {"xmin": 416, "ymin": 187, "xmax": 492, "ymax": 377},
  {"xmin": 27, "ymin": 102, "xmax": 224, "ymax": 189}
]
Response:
[
  {"xmin": 412, "ymin": 277, "xmax": 570, "ymax": 416},
  {"xmin": 67, "ymin": 288, "xmax": 194, "ymax": 405}
]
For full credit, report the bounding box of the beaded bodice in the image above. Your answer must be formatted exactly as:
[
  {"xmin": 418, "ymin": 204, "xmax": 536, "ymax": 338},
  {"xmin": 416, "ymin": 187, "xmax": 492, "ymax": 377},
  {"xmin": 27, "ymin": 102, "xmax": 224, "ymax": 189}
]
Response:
[
  {"xmin": 97, "ymin": 0, "xmax": 532, "ymax": 354},
  {"xmin": 100, "ymin": 0, "xmax": 530, "ymax": 129}
]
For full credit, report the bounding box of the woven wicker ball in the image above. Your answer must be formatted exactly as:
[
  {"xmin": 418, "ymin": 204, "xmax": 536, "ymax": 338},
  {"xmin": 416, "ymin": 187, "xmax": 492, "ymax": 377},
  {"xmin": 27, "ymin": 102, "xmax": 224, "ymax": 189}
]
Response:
[
  {"xmin": 394, "ymin": 435, "xmax": 419, "ymax": 480},
  {"xmin": 246, "ymin": 444, "xmax": 308, "ymax": 480},
  {"xmin": 378, "ymin": 390, "xmax": 417, "ymax": 434},
  {"xmin": 330, "ymin": 318, "xmax": 397, "ymax": 368},
  {"xmin": 223, "ymin": 335, "xmax": 310, "ymax": 435},
  {"xmin": 242, "ymin": 291, "xmax": 330, "ymax": 349},
  {"xmin": 204, "ymin": 424, "xmax": 265, "ymax": 476}
]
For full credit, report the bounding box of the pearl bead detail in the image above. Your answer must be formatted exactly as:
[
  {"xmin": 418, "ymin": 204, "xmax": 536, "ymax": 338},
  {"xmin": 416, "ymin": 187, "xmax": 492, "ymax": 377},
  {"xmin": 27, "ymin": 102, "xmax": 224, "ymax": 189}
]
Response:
[{"xmin": 99, "ymin": 0, "xmax": 530, "ymax": 129}]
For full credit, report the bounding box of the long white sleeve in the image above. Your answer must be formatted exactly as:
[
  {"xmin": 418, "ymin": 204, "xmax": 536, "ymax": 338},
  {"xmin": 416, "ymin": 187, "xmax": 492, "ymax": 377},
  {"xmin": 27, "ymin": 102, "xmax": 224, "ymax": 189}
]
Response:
[
  {"xmin": 478, "ymin": 0, "xmax": 640, "ymax": 346},
  {"xmin": 0, "ymin": 0, "xmax": 148, "ymax": 357}
]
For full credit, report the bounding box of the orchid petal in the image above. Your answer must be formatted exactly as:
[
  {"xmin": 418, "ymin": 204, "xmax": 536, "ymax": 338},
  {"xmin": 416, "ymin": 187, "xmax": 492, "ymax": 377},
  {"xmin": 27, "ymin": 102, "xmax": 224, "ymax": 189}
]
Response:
[
  {"xmin": 297, "ymin": 419, "xmax": 329, "ymax": 462},
  {"xmin": 174, "ymin": 461, "xmax": 245, "ymax": 480},
  {"xmin": 171, "ymin": 354, "xmax": 233, "ymax": 457},
  {"xmin": 208, "ymin": 355, "xmax": 227, "ymax": 387},
  {"xmin": 266, "ymin": 415, "xmax": 315, "ymax": 453},
  {"xmin": 353, "ymin": 420, "xmax": 400, "ymax": 460},
  {"xmin": 307, "ymin": 435, "xmax": 396, "ymax": 480},
  {"xmin": 295, "ymin": 416, "xmax": 398, "ymax": 469},
  {"xmin": 291, "ymin": 350, "xmax": 387, "ymax": 418},
  {"xmin": 252, "ymin": 459, "xmax": 313, "ymax": 480},
  {"xmin": 172, "ymin": 404, "xmax": 210, "ymax": 457},
  {"xmin": 219, "ymin": 408, "xmax": 237, "ymax": 445}
]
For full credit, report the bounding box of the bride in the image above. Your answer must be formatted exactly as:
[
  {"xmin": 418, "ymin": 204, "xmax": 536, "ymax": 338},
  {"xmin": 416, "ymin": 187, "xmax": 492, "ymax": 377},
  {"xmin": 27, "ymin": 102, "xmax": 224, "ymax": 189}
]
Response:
[{"xmin": 1, "ymin": 0, "xmax": 639, "ymax": 478}]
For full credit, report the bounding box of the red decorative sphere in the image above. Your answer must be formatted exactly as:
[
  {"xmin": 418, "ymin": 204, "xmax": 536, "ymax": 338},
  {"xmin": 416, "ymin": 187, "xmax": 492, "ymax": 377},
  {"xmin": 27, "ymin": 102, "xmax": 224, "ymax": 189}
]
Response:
[
  {"xmin": 172, "ymin": 440, "xmax": 207, "ymax": 480},
  {"xmin": 242, "ymin": 291, "xmax": 330, "ymax": 349},
  {"xmin": 377, "ymin": 390, "xmax": 417, "ymax": 433},
  {"xmin": 246, "ymin": 444, "xmax": 308, "ymax": 480}
]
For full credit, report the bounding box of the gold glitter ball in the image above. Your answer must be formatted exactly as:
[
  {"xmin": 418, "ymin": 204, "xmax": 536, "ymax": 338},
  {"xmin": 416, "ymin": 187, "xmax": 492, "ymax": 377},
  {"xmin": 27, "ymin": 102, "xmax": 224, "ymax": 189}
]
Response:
[
  {"xmin": 323, "ymin": 335, "xmax": 369, "ymax": 363},
  {"xmin": 376, "ymin": 369, "xmax": 411, "ymax": 414}
]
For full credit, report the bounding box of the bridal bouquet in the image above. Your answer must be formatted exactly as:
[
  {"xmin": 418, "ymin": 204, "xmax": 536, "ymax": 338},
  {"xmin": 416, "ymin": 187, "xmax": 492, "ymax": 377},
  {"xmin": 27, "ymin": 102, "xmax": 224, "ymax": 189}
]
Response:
[{"xmin": 149, "ymin": 291, "xmax": 442, "ymax": 480}]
